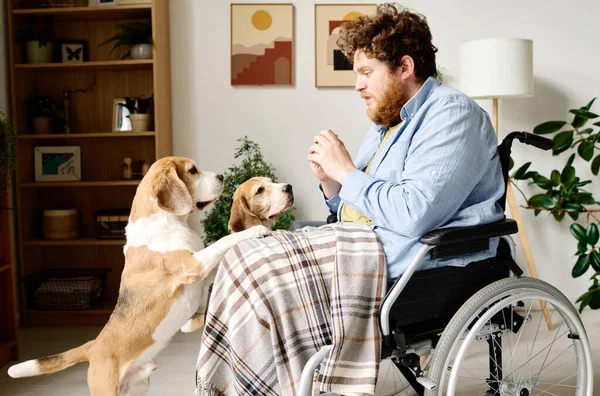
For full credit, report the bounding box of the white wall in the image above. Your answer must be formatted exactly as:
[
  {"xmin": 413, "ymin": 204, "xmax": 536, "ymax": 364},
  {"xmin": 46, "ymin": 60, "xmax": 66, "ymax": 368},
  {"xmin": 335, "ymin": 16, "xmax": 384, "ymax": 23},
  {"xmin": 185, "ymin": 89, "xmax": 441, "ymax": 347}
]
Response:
[{"xmin": 170, "ymin": 0, "xmax": 600, "ymax": 304}]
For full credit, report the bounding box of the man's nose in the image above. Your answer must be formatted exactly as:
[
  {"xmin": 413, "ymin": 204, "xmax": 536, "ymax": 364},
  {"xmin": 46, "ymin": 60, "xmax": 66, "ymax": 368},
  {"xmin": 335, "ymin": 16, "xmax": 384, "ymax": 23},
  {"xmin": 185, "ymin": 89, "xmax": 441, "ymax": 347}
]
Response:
[{"xmin": 355, "ymin": 78, "xmax": 366, "ymax": 92}]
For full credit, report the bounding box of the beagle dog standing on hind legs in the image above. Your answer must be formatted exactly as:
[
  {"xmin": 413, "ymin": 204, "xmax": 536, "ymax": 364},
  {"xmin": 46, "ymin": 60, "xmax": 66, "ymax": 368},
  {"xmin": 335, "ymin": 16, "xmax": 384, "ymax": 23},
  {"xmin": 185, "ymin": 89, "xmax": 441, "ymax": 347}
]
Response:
[{"xmin": 8, "ymin": 156, "xmax": 271, "ymax": 396}]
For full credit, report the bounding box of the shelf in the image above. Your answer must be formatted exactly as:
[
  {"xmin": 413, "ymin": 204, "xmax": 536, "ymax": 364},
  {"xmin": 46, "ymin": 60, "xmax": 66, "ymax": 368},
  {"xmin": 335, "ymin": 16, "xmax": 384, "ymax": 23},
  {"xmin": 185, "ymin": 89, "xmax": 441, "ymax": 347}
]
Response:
[
  {"xmin": 18, "ymin": 132, "xmax": 155, "ymax": 139},
  {"xmin": 12, "ymin": 5, "xmax": 151, "ymax": 20},
  {"xmin": 0, "ymin": 264, "xmax": 10, "ymax": 274},
  {"xmin": 23, "ymin": 238, "xmax": 125, "ymax": 246},
  {"xmin": 14, "ymin": 59, "xmax": 154, "ymax": 72},
  {"xmin": 20, "ymin": 180, "xmax": 140, "ymax": 188},
  {"xmin": 25, "ymin": 300, "xmax": 116, "ymax": 326}
]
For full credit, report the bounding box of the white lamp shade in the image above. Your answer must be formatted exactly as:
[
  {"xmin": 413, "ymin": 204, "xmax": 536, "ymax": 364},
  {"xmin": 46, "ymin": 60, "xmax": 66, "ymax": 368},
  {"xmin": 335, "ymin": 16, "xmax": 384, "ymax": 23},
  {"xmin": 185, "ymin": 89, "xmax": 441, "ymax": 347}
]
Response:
[{"xmin": 458, "ymin": 38, "xmax": 533, "ymax": 99}]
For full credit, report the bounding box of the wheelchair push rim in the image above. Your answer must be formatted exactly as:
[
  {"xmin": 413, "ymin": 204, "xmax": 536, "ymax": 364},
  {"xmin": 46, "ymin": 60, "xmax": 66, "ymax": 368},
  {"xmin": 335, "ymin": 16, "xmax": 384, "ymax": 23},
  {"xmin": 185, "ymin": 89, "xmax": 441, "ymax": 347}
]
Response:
[{"xmin": 426, "ymin": 277, "xmax": 593, "ymax": 396}]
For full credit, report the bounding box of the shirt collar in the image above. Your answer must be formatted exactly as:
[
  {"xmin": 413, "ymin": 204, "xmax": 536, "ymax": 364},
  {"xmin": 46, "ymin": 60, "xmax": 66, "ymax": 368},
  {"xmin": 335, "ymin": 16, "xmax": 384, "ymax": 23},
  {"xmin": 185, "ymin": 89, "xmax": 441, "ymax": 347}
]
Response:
[{"xmin": 400, "ymin": 76, "xmax": 440, "ymax": 121}]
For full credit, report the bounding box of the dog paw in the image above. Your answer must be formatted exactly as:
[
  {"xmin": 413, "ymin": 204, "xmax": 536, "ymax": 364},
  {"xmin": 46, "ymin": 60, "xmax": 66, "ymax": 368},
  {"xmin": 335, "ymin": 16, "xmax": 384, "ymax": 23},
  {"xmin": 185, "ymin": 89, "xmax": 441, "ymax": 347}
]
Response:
[
  {"xmin": 181, "ymin": 315, "xmax": 205, "ymax": 333},
  {"xmin": 247, "ymin": 225, "xmax": 272, "ymax": 238}
]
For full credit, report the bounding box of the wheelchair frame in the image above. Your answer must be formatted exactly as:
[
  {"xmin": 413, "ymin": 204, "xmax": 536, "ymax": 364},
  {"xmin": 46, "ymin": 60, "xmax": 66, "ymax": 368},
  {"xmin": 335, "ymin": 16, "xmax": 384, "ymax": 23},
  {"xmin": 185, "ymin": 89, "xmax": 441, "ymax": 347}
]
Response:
[{"xmin": 296, "ymin": 132, "xmax": 594, "ymax": 396}]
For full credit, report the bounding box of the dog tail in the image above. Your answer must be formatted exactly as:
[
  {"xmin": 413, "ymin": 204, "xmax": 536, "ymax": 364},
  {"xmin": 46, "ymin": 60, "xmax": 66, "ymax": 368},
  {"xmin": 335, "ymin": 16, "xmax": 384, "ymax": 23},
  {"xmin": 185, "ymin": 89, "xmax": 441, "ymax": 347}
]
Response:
[{"xmin": 8, "ymin": 340, "xmax": 93, "ymax": 378}]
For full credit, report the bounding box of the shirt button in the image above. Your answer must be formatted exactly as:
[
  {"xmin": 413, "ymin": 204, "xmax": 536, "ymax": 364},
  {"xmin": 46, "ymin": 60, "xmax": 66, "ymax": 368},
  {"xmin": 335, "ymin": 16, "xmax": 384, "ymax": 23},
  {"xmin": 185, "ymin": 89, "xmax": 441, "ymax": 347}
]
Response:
[{"xmin": 431, "ymin": 170, "xmax": 437, "ymax": 175}]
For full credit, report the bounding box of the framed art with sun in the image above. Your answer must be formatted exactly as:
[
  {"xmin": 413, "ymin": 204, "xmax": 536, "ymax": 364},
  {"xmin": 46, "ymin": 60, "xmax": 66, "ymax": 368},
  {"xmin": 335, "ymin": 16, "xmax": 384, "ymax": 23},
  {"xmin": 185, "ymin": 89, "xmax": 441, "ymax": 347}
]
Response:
[
  {"xmin": 315, "ymin": 4, "xmax": 377, "ymax": 88},
  {"xmin": 231, "ymin": 3, "xmax": 294, "ymax": 86}
]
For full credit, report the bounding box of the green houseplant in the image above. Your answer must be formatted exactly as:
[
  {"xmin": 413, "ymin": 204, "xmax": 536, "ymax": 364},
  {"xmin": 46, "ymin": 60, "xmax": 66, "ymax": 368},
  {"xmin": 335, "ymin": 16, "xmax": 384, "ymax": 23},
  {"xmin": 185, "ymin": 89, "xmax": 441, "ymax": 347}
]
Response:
[
  {"xmin": 15, "ymin": 15, "xmax": 54, "ymax": 63},
  {"xmin": 201, "ymin": 136, "xmax": 296, "ymax": 245},
  {"xmin": 23, "ymin": 95, "xmax": 64, "ymax": 134},
  {"xmin": 99, "ymin": 22, "xmax": 153, "ymax": 60},
  {"xmin": 0, "ymin": 110, "xmax": 17, "ymax": 208},
  {"xmin": 511, "ymin": 97, "xmax": 600, "ymax": 312}
]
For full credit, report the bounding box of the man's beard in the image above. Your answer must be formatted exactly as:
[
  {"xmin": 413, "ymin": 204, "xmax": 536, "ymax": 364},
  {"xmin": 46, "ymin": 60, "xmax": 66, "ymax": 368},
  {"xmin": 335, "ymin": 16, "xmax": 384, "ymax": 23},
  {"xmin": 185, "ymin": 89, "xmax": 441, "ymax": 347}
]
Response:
[{"xmin": 366, "ymin": 75, "xmax": 405, "ymax": 129}]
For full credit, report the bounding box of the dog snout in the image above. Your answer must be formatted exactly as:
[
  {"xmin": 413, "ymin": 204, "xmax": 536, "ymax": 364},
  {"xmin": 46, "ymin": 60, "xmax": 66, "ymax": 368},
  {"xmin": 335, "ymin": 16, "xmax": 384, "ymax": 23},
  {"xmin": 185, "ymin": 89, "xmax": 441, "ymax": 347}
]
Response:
[
  {"xmin": 283, "ymin": 184, "xmax": 292, "ymax": 194},
  {"xmin": 216, "ymin": 174, "xmax": 224, "ymax": 182}
]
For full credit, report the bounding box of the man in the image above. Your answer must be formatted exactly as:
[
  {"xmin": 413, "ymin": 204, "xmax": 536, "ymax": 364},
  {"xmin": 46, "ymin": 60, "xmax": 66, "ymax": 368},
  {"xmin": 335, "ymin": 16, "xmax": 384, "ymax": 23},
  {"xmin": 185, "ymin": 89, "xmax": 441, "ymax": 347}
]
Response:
[
  {"xmin": 308, "ymin": 3, "xmax": 504, "ymax": 279},
  {"xmin": 195, "ymin": 4, "xmax": 505, "ymax": 395}
]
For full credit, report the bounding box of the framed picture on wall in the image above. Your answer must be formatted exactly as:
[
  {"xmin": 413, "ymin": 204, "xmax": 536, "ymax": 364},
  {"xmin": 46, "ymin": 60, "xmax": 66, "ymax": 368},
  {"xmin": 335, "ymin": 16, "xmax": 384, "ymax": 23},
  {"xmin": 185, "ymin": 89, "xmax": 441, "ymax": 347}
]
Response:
[
  {"xmin": 315, "ymin": 4, "xmax": 378, "ymax": 88},
  {"xmin": 34, "ymin": 146, "xmax": 81, "ymax": 182},
  {"xmin": 231, "ymin": 3, "xmax": 294, "ymax": 86}
]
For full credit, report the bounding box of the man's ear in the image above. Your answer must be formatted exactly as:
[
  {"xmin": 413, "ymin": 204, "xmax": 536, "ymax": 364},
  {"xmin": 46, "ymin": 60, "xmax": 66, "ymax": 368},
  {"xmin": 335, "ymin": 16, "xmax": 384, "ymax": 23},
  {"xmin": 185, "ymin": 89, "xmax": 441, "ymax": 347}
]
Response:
[
  {"xmin": 228, "ymin": 190, "xmax": 261, "ymax": 232},
  {"xmin": 152, "ymin": 161, "xmax": 193, "ymax": 215},
  {"xmin": 398, "ymin": 55, "xmax": 415, "ymax": 80}
]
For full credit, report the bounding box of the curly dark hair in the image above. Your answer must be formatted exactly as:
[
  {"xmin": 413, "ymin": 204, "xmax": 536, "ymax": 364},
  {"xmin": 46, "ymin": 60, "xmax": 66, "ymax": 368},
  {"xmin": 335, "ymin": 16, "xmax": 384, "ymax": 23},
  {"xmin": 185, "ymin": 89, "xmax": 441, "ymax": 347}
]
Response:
[{"xmin": 337, "ymin": 3, "xmax": 438, "ymax": 82}]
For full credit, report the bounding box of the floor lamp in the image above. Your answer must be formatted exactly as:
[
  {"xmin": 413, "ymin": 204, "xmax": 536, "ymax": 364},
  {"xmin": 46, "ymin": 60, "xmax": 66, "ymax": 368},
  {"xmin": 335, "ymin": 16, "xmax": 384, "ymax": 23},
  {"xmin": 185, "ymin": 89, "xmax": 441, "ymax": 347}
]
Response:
[{"xmin": 458, "ymin": 38, "xmax": 554, "ymax": 330}]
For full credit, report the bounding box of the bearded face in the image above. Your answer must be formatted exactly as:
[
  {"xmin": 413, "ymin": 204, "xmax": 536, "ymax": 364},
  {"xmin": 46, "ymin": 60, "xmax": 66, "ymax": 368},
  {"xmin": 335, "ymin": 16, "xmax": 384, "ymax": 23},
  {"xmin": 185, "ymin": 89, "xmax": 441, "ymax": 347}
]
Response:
[
  {"xmin": 354, "ymin": 50, "xmax": 407, "ymax": 129},
  {"xmin": 364, "ymin": 72, "xmax": 405, "ymax": 128}
]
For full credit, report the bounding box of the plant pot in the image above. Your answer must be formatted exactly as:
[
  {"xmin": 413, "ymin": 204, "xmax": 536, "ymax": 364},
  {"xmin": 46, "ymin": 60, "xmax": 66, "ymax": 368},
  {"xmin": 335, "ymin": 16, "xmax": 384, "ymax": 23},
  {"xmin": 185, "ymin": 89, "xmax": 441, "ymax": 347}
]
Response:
[
  {"xmin": 26, "ymin": 41, "xmax": 53, "ymax": 64},
  {"xmin": 129, "ymin": 114, "xmax": 151, "ymax": 132},
  {"xmin": 130, "ymin": 44, "xmax": 153, "ymax": 60},
  {"xmin": 32, "ymin": 117, "xmax": 53, "ymax": 134}
]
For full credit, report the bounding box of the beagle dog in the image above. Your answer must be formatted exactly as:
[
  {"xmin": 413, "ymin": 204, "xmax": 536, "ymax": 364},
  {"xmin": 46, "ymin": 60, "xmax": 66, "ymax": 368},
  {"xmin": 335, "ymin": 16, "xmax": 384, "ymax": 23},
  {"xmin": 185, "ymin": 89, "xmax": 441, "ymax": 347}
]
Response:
[
  {"xmin": 179, "ymin": 176, "xmax": 296, "ymax": 335},
  {"xmin": 8, "ymin": 157, "xmax": 270, "ymax": 396},
  {"xmin": 228, "ymin": 176, "xmax": 294, "ymax": 232}
]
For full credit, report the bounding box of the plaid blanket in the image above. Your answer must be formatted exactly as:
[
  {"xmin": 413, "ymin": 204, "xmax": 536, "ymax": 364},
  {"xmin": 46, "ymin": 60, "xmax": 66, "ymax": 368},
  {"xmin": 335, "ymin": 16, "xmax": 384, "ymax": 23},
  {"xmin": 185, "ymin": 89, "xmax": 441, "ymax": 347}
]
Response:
[{"xmin": 195, "ymin": 223, "xmax": 386, "ymax": 395}]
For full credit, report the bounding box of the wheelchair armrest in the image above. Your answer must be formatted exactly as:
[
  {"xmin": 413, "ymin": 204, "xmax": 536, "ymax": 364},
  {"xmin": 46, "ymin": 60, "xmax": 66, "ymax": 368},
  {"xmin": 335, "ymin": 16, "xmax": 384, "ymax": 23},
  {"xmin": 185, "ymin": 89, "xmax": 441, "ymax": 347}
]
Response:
[{"xmin": 420, "ymin": 219, "xmax": 518, "ymax": 246}]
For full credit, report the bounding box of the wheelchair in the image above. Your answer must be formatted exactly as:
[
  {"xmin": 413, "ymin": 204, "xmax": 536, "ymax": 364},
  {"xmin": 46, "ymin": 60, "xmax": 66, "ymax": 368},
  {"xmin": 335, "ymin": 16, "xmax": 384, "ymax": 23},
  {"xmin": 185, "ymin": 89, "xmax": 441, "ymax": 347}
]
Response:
[{"xmin": 296, "ymin": 131, "xmax": 594, "ymax": 396}]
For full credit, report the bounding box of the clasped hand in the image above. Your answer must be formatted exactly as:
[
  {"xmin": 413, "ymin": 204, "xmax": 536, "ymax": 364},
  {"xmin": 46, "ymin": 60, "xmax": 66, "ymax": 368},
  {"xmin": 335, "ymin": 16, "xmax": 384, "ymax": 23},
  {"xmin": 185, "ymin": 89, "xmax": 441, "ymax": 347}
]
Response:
[{"xmin": 308, "ymin": 129, "xmax": 356, "ymax": 184}]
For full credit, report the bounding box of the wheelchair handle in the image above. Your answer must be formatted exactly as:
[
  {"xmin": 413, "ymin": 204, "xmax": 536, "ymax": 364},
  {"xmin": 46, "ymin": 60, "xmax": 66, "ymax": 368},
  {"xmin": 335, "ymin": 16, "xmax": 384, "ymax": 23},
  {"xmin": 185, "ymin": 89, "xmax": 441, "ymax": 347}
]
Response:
[{"xmin": 507, "ymin": 131, "xmax": 552, "ymax": 151}]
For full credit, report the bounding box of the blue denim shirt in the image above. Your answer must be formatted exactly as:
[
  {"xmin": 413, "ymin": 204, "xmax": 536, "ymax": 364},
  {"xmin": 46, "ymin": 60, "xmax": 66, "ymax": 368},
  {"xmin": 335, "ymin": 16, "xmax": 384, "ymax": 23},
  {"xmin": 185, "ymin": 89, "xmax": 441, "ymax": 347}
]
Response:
[{"xmin": 324, "ymin": 77, "xmax": 505, "ymax": 278}]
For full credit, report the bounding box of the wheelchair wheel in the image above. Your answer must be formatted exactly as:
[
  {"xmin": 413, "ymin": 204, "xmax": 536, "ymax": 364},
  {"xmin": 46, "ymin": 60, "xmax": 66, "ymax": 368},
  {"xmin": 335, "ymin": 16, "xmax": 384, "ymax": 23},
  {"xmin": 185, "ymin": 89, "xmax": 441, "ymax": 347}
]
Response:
[{"xmin": 425, "ymin": 277, "xmax": 593, "ymax": 396}]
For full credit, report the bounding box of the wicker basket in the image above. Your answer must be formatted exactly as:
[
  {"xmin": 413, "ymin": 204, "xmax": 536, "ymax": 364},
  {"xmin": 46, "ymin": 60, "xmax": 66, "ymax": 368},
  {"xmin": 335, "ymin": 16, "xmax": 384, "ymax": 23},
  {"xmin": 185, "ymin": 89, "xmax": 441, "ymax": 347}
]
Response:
[
  {"xmin": 43, "ymin": 209, "xmax": 80, "ymax": 240},
  {"xmin": 23, "ymin": 268, "xmax": 110, "ymax": 310}
]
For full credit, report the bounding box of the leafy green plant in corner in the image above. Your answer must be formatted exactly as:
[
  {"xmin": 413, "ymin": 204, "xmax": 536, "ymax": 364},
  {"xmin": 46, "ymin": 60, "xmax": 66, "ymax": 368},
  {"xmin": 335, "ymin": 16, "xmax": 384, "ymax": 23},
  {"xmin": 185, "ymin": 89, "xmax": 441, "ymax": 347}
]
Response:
[
  {"xmin": 0, "ymin": 109, "xmax": 17, "ymax": 207},
  {"xmin": 511, "ymin": 97, "xmax": 600, "ymax": 312},
  {"xmin": 201, "ymin": 136, "xmax": 296, "ymax": 245},
  {"xmin": 99, "ymin": 22, "xmax": 152, "ymax": 59}
]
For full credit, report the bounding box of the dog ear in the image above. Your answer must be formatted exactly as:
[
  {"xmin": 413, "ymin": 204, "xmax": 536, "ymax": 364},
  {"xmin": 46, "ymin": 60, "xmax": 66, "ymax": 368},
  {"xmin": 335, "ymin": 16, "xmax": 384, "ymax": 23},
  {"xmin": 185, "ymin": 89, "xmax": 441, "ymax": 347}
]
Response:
[
  {"xmin": 152, "ymin": 161, "xmax": 193, "ymax": 215},
  {"xmin": 228, "ymin": 189, "xmax": 261, "ymax": 232}
]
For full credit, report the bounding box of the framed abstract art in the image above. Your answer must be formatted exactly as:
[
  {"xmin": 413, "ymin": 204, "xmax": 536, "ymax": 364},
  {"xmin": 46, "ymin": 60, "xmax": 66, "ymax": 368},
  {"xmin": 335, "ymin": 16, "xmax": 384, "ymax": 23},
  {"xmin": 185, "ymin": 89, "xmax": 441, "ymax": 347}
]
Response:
[
  {"xmin": 315, "ymin": 4, "xmax": 377, "ymax": 87},
  {"xmin": 231, "ymin": 3, "xmax": 294, "ymax": 86}
]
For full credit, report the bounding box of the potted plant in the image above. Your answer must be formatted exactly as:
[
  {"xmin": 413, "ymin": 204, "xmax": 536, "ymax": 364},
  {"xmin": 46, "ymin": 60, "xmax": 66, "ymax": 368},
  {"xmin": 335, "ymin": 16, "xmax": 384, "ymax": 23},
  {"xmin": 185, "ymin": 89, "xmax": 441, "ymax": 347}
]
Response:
[
  {"xmin": 511, "ymin": 98, "xmax": 600, "ymax": 312},
  {"xmin": 201, "ymin": 136, "xmax": 295, "ymax": 245},
  {"xmin": 15, "ymin": 15, "xmax": 54, "ymax": 64},
  {"xmin": 99, "ymin": 21, "xmax": 153, "ymax": 60},
  {"xmin": 119, "ymin": 94, "xmax": 153, "ymax": 132},
  {"xmin": 0, "ymin": 109, "xmax": 17, "ymax": 207},
  {"xmin": 24, "ymin": 95, "xmax": 65, "ymax": 134}
]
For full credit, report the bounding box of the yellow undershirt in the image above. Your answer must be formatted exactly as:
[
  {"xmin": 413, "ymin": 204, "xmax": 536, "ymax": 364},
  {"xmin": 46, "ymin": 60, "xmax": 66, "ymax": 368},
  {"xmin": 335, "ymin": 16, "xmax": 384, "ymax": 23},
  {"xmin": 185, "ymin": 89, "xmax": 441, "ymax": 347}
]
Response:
[{"xmin": 340, "ymin": 122, "xmax": 402, "ymax": 225}]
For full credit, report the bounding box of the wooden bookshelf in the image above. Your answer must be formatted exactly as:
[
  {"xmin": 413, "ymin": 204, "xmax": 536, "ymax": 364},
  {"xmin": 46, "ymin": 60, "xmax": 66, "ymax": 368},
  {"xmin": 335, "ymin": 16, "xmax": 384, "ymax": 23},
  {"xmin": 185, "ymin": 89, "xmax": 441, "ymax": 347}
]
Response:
[{"xmin": 6, "ymin": 0, "xmax": 172, "ymax": 328}]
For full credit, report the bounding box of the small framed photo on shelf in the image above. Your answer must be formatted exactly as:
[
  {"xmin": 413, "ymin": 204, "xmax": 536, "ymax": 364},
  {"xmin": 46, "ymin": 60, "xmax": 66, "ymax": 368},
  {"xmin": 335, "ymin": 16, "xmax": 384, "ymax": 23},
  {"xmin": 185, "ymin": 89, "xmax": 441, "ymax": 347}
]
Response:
[
  {"xmin": 34, "ymin": 146, "xmax": 82, "ymax": 182},
  {"xmin": 89, "ymin": 0, "xmax": 117, "ymax": 6},
  {"xmin": 113, "ymin": 98, "xmax": 132, "ymax": 132},
  {"xmin": 59, "ymin": 40, "xmax": 88, "ymax": 63}
]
